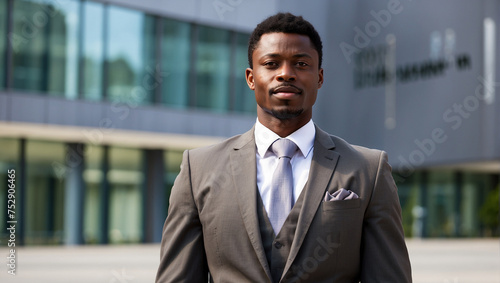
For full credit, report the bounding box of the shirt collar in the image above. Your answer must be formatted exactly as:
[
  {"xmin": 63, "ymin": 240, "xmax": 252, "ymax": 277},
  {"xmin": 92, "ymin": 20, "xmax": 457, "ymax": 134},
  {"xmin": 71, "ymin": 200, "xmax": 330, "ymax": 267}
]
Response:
[{"xmin": 255, "ymin": 118, "xmax": 315, "ymax": 158}]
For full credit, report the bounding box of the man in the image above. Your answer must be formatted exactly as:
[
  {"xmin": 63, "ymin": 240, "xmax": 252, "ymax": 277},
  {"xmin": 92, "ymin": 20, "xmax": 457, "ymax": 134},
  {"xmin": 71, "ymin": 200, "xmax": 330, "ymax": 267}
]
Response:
[{"xmin": 156, "ymin": 12, "xmax": 412, "ymax": 283}]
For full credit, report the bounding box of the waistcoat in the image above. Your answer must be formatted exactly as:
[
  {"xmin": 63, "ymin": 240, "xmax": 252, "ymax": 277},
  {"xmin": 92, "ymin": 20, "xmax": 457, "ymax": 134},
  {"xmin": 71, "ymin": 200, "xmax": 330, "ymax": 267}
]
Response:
[{"xmin": 257, "ymin": 190, "xmax": 306, "ymax": 283}]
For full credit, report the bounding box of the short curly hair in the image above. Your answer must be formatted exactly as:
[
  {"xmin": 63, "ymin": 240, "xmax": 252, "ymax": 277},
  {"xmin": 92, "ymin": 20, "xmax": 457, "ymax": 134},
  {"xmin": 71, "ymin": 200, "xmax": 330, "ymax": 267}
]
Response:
[{"xmin": 248, "ymin": 12, "xmax": 323, "ymax": 69}]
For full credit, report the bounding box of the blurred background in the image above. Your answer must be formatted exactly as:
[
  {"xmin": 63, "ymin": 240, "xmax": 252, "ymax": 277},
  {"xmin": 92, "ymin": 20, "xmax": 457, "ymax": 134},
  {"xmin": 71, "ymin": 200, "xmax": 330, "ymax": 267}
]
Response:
[{"xmin": 0, "ymin": 0, "xmax": 499, "ymax": 281}]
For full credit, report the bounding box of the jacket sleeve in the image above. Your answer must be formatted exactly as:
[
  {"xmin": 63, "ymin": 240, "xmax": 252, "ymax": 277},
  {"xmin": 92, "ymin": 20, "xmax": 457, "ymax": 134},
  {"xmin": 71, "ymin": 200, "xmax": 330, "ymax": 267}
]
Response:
[
  {"xmin": 156, "ymin": 150, "xmax": 209, "ymax": 283},
  {"xmin": 360, "ymin": 151, "xmax": 412, "ymax": 282}
]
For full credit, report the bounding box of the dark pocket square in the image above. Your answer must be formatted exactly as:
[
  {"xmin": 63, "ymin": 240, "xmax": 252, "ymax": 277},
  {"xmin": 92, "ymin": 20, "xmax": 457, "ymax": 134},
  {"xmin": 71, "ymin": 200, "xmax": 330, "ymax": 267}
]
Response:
[{"xmin": 324, "ymin": 188, "xmax": 359, "ymax": 201}]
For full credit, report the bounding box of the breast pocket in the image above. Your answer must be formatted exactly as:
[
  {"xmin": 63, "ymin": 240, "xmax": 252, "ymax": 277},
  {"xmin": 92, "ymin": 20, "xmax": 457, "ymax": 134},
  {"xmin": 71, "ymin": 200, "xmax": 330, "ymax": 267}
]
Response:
[{"xmin": 322, "ymin": 198, "xmax": 361, "ymax": 211}]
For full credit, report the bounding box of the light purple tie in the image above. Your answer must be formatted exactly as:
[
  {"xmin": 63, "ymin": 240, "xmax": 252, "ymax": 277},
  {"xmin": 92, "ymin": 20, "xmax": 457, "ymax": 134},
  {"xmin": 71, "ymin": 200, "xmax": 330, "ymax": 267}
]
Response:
[{"xmin": 269, "ymin": 138, "xmax": 298, "ymax": 234}]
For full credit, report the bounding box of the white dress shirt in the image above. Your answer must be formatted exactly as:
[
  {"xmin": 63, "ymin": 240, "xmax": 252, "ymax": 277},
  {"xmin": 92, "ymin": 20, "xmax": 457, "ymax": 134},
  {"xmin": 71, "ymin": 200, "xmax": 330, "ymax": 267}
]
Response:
[{"xmin": 255, "ymin": 118, "xmax": 315, "ymax": 213}]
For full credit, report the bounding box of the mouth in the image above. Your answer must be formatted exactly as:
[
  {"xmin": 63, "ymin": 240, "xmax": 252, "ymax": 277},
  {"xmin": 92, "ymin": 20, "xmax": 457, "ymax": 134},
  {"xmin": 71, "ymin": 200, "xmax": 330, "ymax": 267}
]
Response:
[{"xmin": 270, "ymin": 85, "xmax": 302, "ymax": 99}]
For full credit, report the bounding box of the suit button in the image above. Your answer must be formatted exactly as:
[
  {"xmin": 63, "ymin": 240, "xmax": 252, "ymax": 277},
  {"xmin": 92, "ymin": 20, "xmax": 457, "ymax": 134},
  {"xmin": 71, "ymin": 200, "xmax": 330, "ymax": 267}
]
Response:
[{"xmin": 274, "ymin": 241, "xmax": 283, "ymax": 249}]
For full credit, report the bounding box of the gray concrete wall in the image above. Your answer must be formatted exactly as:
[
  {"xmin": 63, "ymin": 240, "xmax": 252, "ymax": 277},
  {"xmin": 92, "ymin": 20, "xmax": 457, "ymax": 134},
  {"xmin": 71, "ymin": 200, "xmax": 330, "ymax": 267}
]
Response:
[
  {"xmin": 102, "ymin": 0, "xmax": 278, "ymax": 32},
  {"xmin": 313, "ymin": 0, "xmax": 500, "ymax": 168},
  {"xmin": 3, "ymin": 0, "xmax": 498, "ymax": 167},
  {"xmin": 1, "ymin": 92, "xmax": 255, "ymax": 138}
]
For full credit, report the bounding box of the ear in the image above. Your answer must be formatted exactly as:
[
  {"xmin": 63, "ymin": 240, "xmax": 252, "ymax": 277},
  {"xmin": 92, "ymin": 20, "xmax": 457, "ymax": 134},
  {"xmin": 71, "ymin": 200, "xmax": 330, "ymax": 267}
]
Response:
[
  {"xmin": 317, "ymin": 68, "xmax": 324, "ymax": 89},
  {"xmin": 245, "ymin": 68, "xmax": 255, "ymax": 90}
]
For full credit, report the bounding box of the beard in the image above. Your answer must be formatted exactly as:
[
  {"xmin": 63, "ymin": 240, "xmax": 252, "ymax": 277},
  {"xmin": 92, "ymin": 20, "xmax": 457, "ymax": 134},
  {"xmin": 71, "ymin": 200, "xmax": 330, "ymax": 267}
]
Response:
[{"xmin": 268, "ymin": 108, "xmax": 304, "ymax": 120}]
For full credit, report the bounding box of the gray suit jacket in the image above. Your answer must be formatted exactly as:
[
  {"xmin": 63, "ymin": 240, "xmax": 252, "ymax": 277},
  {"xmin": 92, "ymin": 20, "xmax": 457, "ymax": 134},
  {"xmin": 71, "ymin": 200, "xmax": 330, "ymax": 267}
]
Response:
[{"xmin": 156, "ymin": 125, "xmax": 412, "ymax": 282}]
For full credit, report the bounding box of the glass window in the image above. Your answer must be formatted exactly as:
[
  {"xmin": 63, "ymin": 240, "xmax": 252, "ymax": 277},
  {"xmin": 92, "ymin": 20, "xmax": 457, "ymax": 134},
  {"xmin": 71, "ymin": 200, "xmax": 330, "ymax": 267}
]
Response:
[
  {"xmin": 108, "ymin": 147, "xmax": 143, "ymax": 243},
  {"xmin": 0, "ymin": 1, "xmax": 7, "ymax": 89},
  {"xmin": 107, "ymin": 6, "xmax": 156, "ymax": 105},
  {"xmin": 164, "ymin": 150, "xmax": 183, "ymax": 213},
  {"xmin": 426, "ymin": 170, "xmax": 456, "ymax": 237},
  {"xmin": 161, "ymin": 18, "xmax": 191, "ymax": 108},
  {"xmin": 233, "ymin": 32, "xmax": 256, "ymax": 113},
  {"xmin": 393, "ymin": 171, "xmax": 419, "ymax": 238},
  {"xmin": 12, "ymin": 0, "xmax": 79, "ymax": 99},
  {"xmin": 463, "ymin": 172, "xmax": 497, "ymax": 237},
  {"xmin": 195, "ymin": 25, "xmax": 231, "ymax": 111},
  {"xmin": 478, "ymin": 176, "xmax": 499, "ymax": 237},
  {"xmin": 83, "ymin": 145, "xmax": 104, "ymax": 244},
  {"xmin": 82, "ymin": 1, "xmax": 104, "ymax": 101},
  {"xmin": 25, "ymin": 140, "xmax": 66, "ymax": 245},
  {"xmin": 0, "ymin": 139, "xmax": 20, "ymax": 239}
]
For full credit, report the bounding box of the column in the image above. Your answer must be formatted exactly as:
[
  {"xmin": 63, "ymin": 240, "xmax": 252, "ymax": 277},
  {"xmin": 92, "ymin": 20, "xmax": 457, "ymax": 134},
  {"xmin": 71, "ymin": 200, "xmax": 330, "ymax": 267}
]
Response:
[
  {"xmin": 64, "ymin": 143, "xmax": 85, "ymax": 245},
  {"xmin": 143, "ymin": 149, "xmax": 165, "ymax": 243}
]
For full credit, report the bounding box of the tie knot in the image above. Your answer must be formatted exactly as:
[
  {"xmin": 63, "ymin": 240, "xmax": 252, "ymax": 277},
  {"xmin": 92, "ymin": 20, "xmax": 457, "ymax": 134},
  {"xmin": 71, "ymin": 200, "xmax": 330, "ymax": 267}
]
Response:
[{"xmin": 271, "ymin": 138, "xmax": 298, "ymax": 159}]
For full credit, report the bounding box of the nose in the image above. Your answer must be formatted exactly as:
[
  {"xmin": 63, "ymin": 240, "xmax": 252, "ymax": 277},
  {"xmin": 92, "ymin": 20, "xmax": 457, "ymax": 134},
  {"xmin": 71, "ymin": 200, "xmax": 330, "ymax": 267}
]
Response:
[{"xmin": 276, "ymin": 62, "xmax": 296, "ymax": 82}]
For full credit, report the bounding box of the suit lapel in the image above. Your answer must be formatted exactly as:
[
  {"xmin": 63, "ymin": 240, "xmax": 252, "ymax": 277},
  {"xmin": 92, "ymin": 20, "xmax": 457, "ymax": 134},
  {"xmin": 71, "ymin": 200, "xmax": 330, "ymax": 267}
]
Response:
[
  {"xmin": 282, "ymin": 126, "xmax": 340, "ymax": 277},
  {"xmin": 230, "ymin": 127, "xmax": 273, "ymax": 281}
]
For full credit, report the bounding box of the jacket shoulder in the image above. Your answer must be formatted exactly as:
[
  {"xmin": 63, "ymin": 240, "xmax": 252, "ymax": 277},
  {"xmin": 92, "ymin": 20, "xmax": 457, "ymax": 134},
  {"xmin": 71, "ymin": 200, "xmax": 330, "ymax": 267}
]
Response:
[
  {"xmin": 187, "ymin": 129, "xmax": 253, "ymax": 160},
  {"xmin": 329, "ymin": 134, "xmax": 384, "ymax": 160}
]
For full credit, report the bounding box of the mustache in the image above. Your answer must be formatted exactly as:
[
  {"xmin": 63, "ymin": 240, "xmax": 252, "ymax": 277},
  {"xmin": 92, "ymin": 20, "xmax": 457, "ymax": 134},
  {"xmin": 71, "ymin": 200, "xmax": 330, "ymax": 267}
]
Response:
[{"xmin": 268, "ymin": 83, "xmax": 303, "ymax": 96}]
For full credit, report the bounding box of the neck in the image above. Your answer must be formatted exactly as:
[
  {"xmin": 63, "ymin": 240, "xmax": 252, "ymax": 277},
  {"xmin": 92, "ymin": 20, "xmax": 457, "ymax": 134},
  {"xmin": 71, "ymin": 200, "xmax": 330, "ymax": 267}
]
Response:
[{"xmin": 257, "ymin": 109, "xmax": 311, "ymax": 137}]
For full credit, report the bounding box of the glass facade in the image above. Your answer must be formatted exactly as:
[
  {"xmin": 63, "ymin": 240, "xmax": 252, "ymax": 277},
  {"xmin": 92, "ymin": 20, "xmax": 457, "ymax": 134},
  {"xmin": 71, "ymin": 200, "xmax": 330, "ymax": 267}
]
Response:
[
  {"xmin": 462, "ymin": 172, "xmax": 497, "ymax": 237},
  {"xmin": 107, "ymin": 6, "xmax": 156, "ymax": 105},
  {"xmin": 396, "ymin": 170, "xmax": 499, "ymax": 238},
  {"xmin": 394, "ymin": 172, "xmax": 419, "ymax": 237},
  {"xmin": 233, "ymin": 33, "xmax": 256, "ymax": 113},
  {"xmin": 426, "ymin": 170, "xmax": 457, "ymax": 237},
  {"xmin": 0, "ymin": 0, "xmax": 6, "ymax": 89},
  {"xmin": 161, "ymin": 18, "xmax": 191, "ymax": 108},
  {"xmin": 195, "ymin": 26, "xmax": 231, "ymax": 111},
  {"xmin": 0, "ymin": 139, "xmax": 20, "ymax": 239},
  {"xmin": 12, "ymin": 0, "xmax": 79, "ymax": 98},
  {"xmin": 0, "ymin": 141, "xmax": 498, "ymax": 245},
  {"xmin": 5, "ymin": 0, "xmax": 253, "ymax": 113},
  {"xmin": 83, "ymin": 144, "xmax": 104, "ymax": 244},
  {"xmin": 0, "ymin": 137, "xmax": 185, "ymax": 245},
  {"xmin": 82, "ymin": 0, "xmax": 104, "ymax": 101},
  {"xmin": 25, "ymin": 140, "xmax": 66, "ymax": 244},
  {"xmin": 12, "ymin": 0, "xmax": 49, "ymax": 93},
  {"xmin": 164, "ymin": 150, "xmax": 183, "ymax": 211},
  {"xmin": 108, "ymin": 147, "xmax": 143, "ymax": 243}
]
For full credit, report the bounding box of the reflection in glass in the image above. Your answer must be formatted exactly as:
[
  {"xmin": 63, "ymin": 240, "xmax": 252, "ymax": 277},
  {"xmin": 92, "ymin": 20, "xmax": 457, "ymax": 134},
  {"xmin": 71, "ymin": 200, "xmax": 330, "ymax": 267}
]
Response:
[
  {"xmin": 427, "ymin": 170, "xmax": 455, "ymax": 237},
  {"xmin": 107, "ymin": 6, "xmax": 156, "ymax": 105},
  {"xmin": 393, "ymin": 171, "xmax": 419, "ymax": 238},
  {"xmin": 161, "ymin": 19, "xmax": 191, "ymax": 108},
  {"xmin": 195, "ymin": 25, "xmax": 231, "ymax": 111},
  {"xmin": 0, "ymin": 139, "xmax": 20, "ymax": 239},
  {"xmin": 0, "ymin": 1, "xmax": 6, "ymax": 89},
  {"xmin": 233, "ymin": 32, "xmax": 256, "ymax": 113},
  {"xmin": 164, "ymin": 150, "xmax": 183, "ymax": 213},
  {"xmin": 83, "ymin": 145, "xmax": 103, "ymax": 244},
  {"xmin": 82, "ymin": 1, "xmax": 104, "ymax": 101},
  {"xmin": 12, "ymin": 0, "xmax": 79, "ymax": 98},
  {"xmin": 25, "ymin": 140, "xmax": 66, "ymax": 244},
  {"xmin": 108, "ymin": 147, "xmax": 142, "ymax": 243},
  {"xmin": 462, "ymin": 172, "xmax": 495, "ymax": 237}
]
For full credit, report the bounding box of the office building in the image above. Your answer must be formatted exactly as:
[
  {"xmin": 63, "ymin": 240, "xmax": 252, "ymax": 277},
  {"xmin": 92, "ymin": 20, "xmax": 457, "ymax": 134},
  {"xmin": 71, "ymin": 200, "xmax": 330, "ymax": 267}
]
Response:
[{"xmin": 0, "ymin": 0, "xmax": 498, "ymax": 245}]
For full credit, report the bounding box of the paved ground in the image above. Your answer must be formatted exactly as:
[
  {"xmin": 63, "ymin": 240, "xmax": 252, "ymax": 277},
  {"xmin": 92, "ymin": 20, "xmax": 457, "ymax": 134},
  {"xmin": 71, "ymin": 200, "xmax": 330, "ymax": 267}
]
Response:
[{"xmin": 0, "ymin": 239, "xmax": 498, "ymax": 282}]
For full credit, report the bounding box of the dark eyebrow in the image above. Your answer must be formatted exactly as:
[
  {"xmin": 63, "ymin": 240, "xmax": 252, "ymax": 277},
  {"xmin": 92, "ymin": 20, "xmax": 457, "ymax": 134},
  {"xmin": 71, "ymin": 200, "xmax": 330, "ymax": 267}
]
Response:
[
  {"xmin": 261, "ymin": 53, "xmax": 313, "ymax": 59},
  {"xmin": 293, "ymin": 53, "xmax": 313, "ymax": 59},
  {"xmin": 262, "ymin": 53, "xmax": 280, "ymax": 58}
]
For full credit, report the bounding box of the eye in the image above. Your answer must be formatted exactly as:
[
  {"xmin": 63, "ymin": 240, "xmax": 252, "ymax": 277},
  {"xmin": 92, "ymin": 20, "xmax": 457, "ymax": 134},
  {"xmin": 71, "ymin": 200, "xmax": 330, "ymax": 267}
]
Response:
[
  {"xmin": 263, "ymin": 61, "xmax": 278, "ymax": 68},
  {"xmin": 297, "ymin": 61, "xmax": 309, "ymax": 67}
]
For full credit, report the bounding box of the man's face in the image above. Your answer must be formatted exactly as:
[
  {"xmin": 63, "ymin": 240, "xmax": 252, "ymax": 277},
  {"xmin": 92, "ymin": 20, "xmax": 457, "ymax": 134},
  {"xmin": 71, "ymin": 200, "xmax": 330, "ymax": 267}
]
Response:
[{"xmin": 246, "ymin": 32, "xmax": 323, "ymax": 121}]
